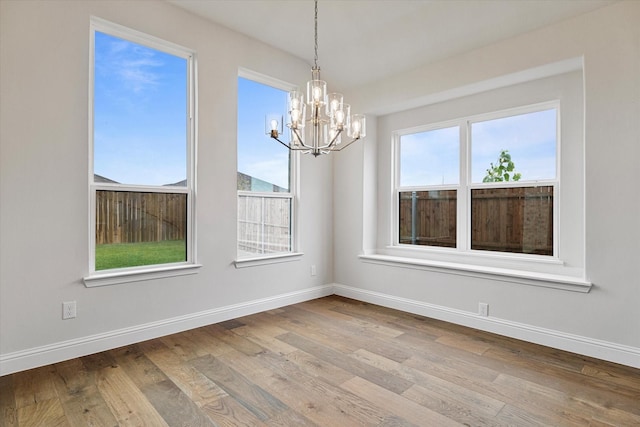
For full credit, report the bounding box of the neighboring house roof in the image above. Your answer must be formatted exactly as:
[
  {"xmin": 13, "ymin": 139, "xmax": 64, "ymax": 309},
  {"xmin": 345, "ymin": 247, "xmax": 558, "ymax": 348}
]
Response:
[
  {"xmin": 93, "ymin": 174, "xmax": 119, "ymax": 184},
  {"xmin": 237, "ymin": 171, "xmax": 287, "ymax": 192},
  {"xmin": 94, "ymin": 174, "xmax": 283, "ymax": 191}
]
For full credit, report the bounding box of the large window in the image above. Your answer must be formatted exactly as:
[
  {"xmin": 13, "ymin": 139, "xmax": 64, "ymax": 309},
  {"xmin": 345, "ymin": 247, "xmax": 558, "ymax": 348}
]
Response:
[
  {"xmin": 397, "ymin": 104, "xmax": 557, "ymax": 257},
  {"xmin": 88, "ymin": 18, "xmax": 195, "ymax": 277},
  {"xmin": 237, "ymin": 74, "xmax": 296, "ymax": 259}
]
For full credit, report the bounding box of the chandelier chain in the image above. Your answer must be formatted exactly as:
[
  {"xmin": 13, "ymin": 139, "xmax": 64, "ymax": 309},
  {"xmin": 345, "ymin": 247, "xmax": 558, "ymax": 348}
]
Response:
[{"xmin": 314, "ymin": 0, "xmax": 319, "ymax": 69}]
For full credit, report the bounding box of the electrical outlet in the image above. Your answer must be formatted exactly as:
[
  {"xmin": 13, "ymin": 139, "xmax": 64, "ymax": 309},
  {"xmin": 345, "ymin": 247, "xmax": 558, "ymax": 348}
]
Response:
[
  {"xmin": 62, "ymin": 301, "xmax": 77, "ymax": 320},
  {"xmin": 310, "ymin": 265, "xmax": 317, "ymax": 276},
  {"xmin": 478, "ymin": 302, "xmax": 489, "ymax": 317}
]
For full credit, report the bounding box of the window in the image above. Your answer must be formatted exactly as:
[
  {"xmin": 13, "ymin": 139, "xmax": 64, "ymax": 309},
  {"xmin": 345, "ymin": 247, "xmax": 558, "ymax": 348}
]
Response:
[
  {"xmin": 396, "ymin": 104, "xmax": 558, "ymax": 257},
  {"xmin": 236, "ymin": 73, "xmax": 297, "ymax": 259},
  {"xmin": 398, "ymin": 125, "xmax": 459, "ymax": 248},
  {"xmin": 375, "ymin": 67, "xmax": 587, "ymax": 289},
  {"xmin": 87, "ymin": 18, "xmax": 196, "ymax": 281},
  {"xmin": 470, "ymin": 108, "xmax": 556, "ymax": 255}
]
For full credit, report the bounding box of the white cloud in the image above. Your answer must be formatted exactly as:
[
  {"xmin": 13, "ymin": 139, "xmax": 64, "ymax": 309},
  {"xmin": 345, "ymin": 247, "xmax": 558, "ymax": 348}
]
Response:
[{"xmin": 96, "ymin": 33, "xmax": 163, "ymax": 94}]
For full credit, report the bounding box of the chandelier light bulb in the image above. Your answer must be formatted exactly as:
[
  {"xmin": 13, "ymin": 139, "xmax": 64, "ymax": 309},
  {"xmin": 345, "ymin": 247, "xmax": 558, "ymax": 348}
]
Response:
[
  {"xmin": 265, "ymin": 114, "xmax": 283, "ymax": 138},
  {"xmin": 348, "ymin": 114, "xmax": 366, "ymax": 139},
  {"xmin": 291, "ymin": 109, "xmax": 300, "ymax": 125},
  {"xmin": 327, "ymin": 93, "xmax": 343, "ymax": 117}
]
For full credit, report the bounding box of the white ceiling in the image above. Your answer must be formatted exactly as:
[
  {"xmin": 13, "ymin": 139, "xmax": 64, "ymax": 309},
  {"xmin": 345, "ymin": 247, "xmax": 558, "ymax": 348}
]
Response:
[{"xmin": 168, "ymin": 0, "xmax": 614, "ymax": 90}]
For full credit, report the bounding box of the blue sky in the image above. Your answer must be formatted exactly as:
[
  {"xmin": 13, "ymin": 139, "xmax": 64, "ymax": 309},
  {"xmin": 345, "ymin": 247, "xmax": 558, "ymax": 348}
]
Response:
[
  {"xmin": 237, "ymin": 77, "xmax": 290, "ymax": 190},
  {"xmin": 400, "ymin": 126, "xmax": 460, "ymax": 187},
  {"xmin": 93, "ymin": 31, "xmax": 187, "ymax": 186},
  {"xmin": 95, "ymin": 31, "xmax": 554, "ymax": 191},
  {"xmin": 470, "ymin": 108, "xmax": 556, "ymax": 182},
  {"xmin": 400, "ymin": 108, "xmax": 557, "ymax": 187},
  {"xmin": 94, "ymin": 32, "xmax": 289, "ymax": 190}
]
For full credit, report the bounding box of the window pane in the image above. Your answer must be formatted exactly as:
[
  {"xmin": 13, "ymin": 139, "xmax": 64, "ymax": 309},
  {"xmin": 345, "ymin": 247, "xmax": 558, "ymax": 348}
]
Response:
[
  {"xmin": 93, "ymin": 31, "xmax": 187, "ymax": 187},
  {"xmin": 399, "ymin": 126, "xmax": 459, "ymax": 187},
  {"xmin": 95, "ymin": 191, "xmax": 187, "ymax": 270},
  {"xmin": 238, "ymin": 195, "xmax": 292, "ymax": 256},
  {"xmin": 237, "ymin": 77, "xmax": 290, "ymax": 192},
  {"xmin": 471, "ymin": 186, "xmax": 553, "ymax": 255},
  {"xmin": 471, "ymin": 109, "xmax": 556, "ymax": 183},
  {"xmin": 399, "ymin": 190, "xmax": 457, "ymax": 248}
]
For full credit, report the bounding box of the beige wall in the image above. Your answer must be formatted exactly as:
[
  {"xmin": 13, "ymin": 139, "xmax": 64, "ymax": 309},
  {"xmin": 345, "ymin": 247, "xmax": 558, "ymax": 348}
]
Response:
[
  {"xmin": 0, "ymin": 0, "xmax": 334, "ymax": 373},
  {"xmin": 1, "ymin": 0, "xmax": 638, "ymax": 373},
  {"xmin": 335, "ymin": 1, "xmax": 640, "ymax": 366}
]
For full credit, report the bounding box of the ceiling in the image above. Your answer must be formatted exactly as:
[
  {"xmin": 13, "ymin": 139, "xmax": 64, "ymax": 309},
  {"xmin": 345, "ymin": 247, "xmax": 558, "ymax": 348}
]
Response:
[{"xmin": 168, "ymin": 0, "xmax": 614, "ymax": 90}]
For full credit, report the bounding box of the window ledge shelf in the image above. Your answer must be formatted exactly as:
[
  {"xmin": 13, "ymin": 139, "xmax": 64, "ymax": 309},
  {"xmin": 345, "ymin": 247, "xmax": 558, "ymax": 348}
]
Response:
[
  {"xmin": 234, "ymin": 252, "xmax": 304, "ymax": 268},
  {"xmin": 84, "ymin": 263, "xmax": 202, "ymax": 288},
  {"xmin": 359, "ymin": 254, "xmax": 591, "ymax": 293},
  {"xmin": 386, "ymin": 244, "xmax": 565, "ymax": 266}
]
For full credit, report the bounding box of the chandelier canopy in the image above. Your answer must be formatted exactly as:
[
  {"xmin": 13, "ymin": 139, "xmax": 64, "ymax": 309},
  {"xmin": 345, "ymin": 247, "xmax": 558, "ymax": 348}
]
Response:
[{"xmin": 268, "ymin": 0, "xmax": 366, "ymax": 157}]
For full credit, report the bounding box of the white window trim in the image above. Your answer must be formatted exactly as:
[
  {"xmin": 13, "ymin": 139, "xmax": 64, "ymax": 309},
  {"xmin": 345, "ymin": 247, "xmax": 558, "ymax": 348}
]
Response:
[
  {"xmin": 234, "ymin": 69, "xmax": 301, "ymax": 266},
  {"xmin": 84, "ymin": 17, "xmax": 198, "ymax": 287},
  {"xmin": 359, "ymin": 254, "xmax": 591, "ymax": 292},
  {"xmin": 234, "ymin": 252, "xmax": 304, "ymax": 269},
  {"xmin": 84, "ymin": 264, "xmax": 202, "ymax": 288}
]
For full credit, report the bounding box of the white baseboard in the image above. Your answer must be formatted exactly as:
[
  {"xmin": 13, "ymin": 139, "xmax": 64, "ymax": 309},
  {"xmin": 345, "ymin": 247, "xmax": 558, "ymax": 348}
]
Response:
[
  {"xmin": 3, "ymin": 283, "xmax": 638, "ymax": 375},
  {"xmin": 333, "ymin": 284, "xmax": 640, "ymax": 369},
  {"xmin": 0, "ymin": 285, "xmax": 334, "ymax": 376}
]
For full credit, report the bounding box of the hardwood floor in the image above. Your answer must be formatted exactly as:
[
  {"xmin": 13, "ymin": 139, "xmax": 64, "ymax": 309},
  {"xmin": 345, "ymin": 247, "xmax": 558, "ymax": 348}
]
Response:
[{"xmin": 2, "ymin": 295, "xmax": 639, "ymax": 426}]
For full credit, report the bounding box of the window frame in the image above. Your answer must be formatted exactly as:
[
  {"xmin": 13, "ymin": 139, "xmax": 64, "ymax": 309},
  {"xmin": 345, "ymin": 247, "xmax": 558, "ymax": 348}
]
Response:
[
  {"xmin": 234, "ymin": 69, "xmax": 301, "ymax": 267},
  {"xmin": 369, "ymin": 66, "xmax": 588, "ymax": 291},
  {"xmin": 394, "ymin": 120, "xmax": 462, "ymax": 249},
  {"xmin": 84, "ymin": 17, "xmax": 199, "ymax": 287},
  {"xmin": 393, "ymin": 101, "xmax": 561, "ymax": 260}
]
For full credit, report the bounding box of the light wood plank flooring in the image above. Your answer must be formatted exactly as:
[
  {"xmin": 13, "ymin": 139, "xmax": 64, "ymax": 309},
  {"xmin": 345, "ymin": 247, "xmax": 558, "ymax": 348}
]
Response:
[{"xmin": 2, "ymin": 296, "xmax": 639, "ymax": 426}]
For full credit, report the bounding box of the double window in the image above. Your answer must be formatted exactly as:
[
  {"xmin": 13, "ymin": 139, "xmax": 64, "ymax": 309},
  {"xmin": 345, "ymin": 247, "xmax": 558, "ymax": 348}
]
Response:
[
  {"xmin": 87, "ymin": 18, "xmax": 196, "ymax": 282},
  {"xmin": 236, "ymin": 73, "xmax": 297, "ymax": 259},
  {"xmin": 396, "ymin": 104, "xmax": 557, "ymax": 257}
]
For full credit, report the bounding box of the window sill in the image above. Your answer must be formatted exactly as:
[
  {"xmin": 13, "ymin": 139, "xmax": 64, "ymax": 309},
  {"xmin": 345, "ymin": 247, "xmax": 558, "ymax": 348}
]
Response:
[
  {"xmin": 359, "ymin": 254, "xmax": 591, "ymax": 293},
  {"xmin": 388, "ymin": 244, "xmax": 565, "ymax": 266},
  {"xmin": 83, "ymin": 263, "xmax": 202, "ymax": 287},
  {"xmin": 234, "ymin": 252, "xmax": 304, "ymax": 268}
]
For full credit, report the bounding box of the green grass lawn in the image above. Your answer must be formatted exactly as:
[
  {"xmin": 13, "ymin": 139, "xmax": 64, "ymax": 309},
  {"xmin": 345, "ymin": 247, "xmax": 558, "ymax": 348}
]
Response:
[{"xmin": 96, "ymin": 239, "xmax": 186, "ymax": 270}]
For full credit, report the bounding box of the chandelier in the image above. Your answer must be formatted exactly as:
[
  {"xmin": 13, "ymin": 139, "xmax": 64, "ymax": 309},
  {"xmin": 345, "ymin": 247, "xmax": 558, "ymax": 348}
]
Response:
[{"xmin": 268, "ymin": 0, "xmax": 366, "ymax": 157}]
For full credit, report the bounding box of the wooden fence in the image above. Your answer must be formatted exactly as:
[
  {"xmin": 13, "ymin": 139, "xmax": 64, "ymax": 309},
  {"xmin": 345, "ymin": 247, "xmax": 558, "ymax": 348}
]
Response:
[
  {"xmin": 399, "ymin": 190, "xmax": 457, "ymax": 248},
  {"xmin": 96, "ymin": 191, "xmax": 187, "ymax": 245},
  {"xmin": 237, "ymin": 194, "xmax": 291, "ymax": 255},
  {"xmin": 399, "ymin": 186, "xmax": 553, "ymax": 255},
  {"xmin": 471, "ymin": 186, "xmax": 553, "ymax": 255}
]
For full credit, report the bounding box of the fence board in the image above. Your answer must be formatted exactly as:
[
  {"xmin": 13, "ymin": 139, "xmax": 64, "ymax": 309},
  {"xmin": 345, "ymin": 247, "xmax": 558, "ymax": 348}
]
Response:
[
  {"xmin": 471, "ymin": 186, "xmax": 553, "ymax": 255},
  {"xmin": 399, "ymin": 190, "xmax": 457, "ymax": 247},
  {"xmin": 237, "ymin": 195, "xmax": 291, "ymax": 255},
  {"xmin": 96, "ymin": 191, "xmax": 186, "ymax": 245}
]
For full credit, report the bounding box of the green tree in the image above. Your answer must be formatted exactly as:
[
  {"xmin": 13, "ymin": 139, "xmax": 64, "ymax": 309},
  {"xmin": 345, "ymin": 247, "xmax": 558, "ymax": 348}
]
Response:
[{"xmin": 483, "ymin": 149, "xmax": 522, "ymax": 182}]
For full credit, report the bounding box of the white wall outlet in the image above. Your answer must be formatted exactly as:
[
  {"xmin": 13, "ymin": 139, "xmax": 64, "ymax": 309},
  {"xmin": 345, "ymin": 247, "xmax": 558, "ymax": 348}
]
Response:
[
  {"xmin": 310, "ymin": 265, "xmax": 317, "ymax": 276},
  {"xmin": 479, "ymin": 302, "xmax": 489, "ymax": 317},
  {"xmin": 62, "ymin": 301, "xmax": 77, "ymax": 320}
]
